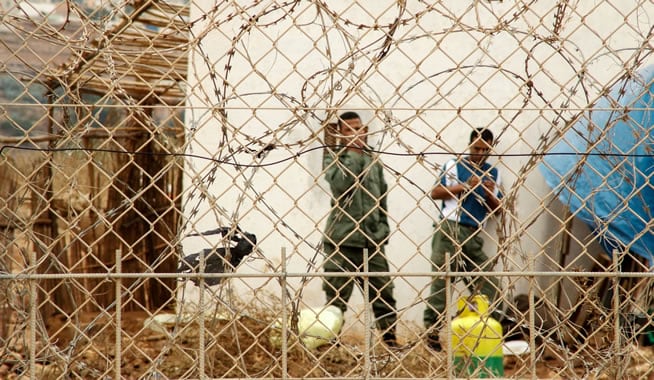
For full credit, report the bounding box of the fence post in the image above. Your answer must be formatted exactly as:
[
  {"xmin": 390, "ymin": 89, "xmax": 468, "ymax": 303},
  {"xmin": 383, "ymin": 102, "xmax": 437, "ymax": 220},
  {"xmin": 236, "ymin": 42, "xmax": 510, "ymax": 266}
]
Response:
[
  {"xmin": 612, "ymin": 249, "xmax": 624, "ymax": 379},
  {"xmin": 198, "ymin": 248, "xmax": 206, "ymax": 379},
  {"xmin": 363, "ymin": 247, "xmax": 371, "ymax": 379},
  {"xmin": 445, "ymin": 250, "xmax": 452, "ymax": 378},
  {"xmin": 115, "ymin": 249, "xmax": 122, "ymax": 379},
  {"xmin": 29, "ymin": 250, "xmax": 36, "ymax": 380},
  {"xmin": 281, "ymin": 247, "xmax": 288, "ymax": 380}
]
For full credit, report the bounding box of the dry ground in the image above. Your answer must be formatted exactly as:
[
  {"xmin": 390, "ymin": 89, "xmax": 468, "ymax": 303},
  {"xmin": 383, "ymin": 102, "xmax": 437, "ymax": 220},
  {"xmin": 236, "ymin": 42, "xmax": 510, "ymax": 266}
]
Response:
[{"xmin": 1, "ymin": 309, "xmax": 652, "ymax": 379}]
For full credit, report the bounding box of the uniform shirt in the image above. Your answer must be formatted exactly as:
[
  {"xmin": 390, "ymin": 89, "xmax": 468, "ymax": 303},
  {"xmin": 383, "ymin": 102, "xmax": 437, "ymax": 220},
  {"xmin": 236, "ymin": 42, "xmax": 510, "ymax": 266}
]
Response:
[
  {"xmin": 323, "ymin": 150, "xmax": 390, "ymax": 247},
  {"xmin": 439, "ymin": 157, "xmax": 503, "ymax": 228}
]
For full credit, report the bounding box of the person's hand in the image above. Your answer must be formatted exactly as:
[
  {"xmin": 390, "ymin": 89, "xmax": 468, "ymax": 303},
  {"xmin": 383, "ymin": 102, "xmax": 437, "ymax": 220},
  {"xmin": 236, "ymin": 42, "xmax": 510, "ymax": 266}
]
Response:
[
  {"xmin": 467, "ymin": 176, "xmax": 481, "ymax": 188},
  {"xmin": 343, "ymin": 131, "xmax": 367, "ymax": 150},
  {"xmin": 481, "ymin": 179, "xmax": 496, "ymax": 195},
  {"xmin": 339, "ymin": 118, "xmax": 368, "ymax": 152},
  {"xmin": 346, "ymin": 136, "xmax": 366, "ymax": 149}
]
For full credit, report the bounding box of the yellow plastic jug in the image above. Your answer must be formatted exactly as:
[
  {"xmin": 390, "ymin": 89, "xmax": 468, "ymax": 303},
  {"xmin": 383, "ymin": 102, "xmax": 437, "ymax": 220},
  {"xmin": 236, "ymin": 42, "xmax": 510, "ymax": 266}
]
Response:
[{"xmin": 451, "ymin": 295, "xmax": 504, "ymax": 378}]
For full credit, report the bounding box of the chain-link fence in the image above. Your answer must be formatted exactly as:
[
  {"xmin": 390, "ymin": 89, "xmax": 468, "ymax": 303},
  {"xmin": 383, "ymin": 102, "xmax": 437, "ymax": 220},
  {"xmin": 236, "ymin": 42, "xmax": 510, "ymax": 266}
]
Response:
[{"xmin": 1, "ymin": 1, "xmax": 654, "ymax": 379}]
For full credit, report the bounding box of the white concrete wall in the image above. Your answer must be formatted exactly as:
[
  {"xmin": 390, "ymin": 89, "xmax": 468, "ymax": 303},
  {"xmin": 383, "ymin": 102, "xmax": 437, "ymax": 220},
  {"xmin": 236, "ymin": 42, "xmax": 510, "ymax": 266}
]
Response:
[{"xmin": 181, "ymin": 1, "xmax": 653, "ymax": 329}]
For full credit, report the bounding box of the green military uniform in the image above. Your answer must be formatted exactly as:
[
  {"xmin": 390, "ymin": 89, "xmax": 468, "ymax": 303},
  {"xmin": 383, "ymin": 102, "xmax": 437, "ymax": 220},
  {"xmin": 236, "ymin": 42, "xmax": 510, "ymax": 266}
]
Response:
[
  {"xmin": 322, "ymin": 149, "xmax": 397, "ymax": 332},
  {"xmin": 424, "ymin": 158, "xmax": 503, "ymax": 332}
]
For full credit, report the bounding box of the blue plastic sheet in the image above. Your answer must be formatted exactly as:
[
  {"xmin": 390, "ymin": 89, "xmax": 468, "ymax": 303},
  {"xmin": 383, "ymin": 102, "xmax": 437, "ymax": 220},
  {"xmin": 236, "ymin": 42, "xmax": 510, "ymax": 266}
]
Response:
[{"xmin": 539, "ymin": 66, "xmax": 654, "ymax": 263}]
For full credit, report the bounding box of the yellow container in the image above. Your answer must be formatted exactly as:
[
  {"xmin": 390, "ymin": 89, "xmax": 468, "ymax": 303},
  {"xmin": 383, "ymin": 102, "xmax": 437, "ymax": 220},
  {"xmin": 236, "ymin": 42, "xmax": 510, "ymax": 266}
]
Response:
[{"xmin": 451, "ymin": 295, "xmax": 504, "ymax": 378}]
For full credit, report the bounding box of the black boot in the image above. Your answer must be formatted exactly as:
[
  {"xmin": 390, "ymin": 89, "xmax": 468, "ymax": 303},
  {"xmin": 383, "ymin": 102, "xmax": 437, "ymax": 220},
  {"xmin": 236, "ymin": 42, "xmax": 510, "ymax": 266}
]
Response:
[
  {"xmin": 427, "ymin": 334, "xmax": 442, "ymax": 351},
  {"xmin": 382, "ymin": 329, "xmax": 398, "ymax": 347}
]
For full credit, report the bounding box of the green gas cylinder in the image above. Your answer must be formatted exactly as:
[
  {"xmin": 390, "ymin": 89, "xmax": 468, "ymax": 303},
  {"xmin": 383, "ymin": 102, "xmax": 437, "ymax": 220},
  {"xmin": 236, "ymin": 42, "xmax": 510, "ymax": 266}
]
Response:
[{"xmin": 451, "ymin": 295, "xmax": 504, "ymax": 378}]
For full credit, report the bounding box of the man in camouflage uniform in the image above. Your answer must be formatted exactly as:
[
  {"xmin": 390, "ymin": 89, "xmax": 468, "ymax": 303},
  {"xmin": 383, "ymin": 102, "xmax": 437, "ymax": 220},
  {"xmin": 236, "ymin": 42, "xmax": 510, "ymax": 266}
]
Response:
[{"xmin": 322, "ymin": 111, "xmax": 398, "ymax": 347}]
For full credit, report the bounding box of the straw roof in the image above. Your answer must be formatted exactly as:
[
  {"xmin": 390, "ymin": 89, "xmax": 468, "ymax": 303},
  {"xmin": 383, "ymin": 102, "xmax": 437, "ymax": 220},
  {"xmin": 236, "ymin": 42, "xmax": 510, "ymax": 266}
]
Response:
[{"xmin": 50, "ymin": 0, "xmax": 189, "ymax": 105}]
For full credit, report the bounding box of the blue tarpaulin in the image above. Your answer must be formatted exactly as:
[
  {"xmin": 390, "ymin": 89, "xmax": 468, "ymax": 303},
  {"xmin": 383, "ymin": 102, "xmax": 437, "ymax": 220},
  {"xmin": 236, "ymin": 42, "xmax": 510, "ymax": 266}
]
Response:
[{"xmin": 539, "ymin": 66, "xmax": 654, "ymax": 263}]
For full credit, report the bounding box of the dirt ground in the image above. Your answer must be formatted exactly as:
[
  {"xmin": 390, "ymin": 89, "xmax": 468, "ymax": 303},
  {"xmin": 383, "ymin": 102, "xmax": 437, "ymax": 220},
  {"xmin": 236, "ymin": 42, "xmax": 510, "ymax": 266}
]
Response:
[{"xmin": 0, "ymin": 309, "xmax": 651, "ymax": 379}]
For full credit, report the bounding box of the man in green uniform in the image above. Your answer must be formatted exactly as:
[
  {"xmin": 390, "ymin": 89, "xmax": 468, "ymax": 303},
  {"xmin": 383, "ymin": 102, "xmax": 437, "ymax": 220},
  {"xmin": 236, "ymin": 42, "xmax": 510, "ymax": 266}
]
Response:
[
  {"xmin": 322, "ymin": 111, "xmax": 398, "ymax": 347},
  {"xmin": 423, "ymin": 128, "xmax": 504, "ymax": 351}
]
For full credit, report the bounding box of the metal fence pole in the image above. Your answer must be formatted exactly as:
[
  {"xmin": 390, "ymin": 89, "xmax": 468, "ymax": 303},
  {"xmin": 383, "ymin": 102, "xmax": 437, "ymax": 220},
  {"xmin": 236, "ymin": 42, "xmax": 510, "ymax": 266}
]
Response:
[
  {"xmin": 281, "ymin": 247, "xmax": 288, "ymax": 380},
  {"xmin": 29, "ymin": 250, "xmax": 36, "ymax": 380},
  {"xmin": 199, "ymin": 248, "xmax": 206, "ymax": 379},
  {"xmin": 445, "ymin": 250, "xmax": 452, "ymax": 379},
  {"xmin": 363, "ymin": 247, "xmax": 371, "ymax": 379},
  {"xmin": 115, "ymin": 249, "xmax": 123, "ymax": 379}
]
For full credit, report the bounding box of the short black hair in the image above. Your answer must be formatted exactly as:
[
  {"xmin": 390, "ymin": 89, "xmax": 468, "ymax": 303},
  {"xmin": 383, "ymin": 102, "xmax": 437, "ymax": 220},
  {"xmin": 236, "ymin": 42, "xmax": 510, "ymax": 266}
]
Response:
[
  {"xmin": 470, "ymin": 128, "xmax": 494, "ymax": 144},
  {"xmin": 337, "ymin": 111, "xmax": 361, "ymax": 128}
]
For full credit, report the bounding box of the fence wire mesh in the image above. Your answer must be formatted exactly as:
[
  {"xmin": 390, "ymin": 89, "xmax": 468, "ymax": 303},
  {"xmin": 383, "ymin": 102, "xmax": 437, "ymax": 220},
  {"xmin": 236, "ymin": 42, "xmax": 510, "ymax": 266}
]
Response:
[{"xmin": 1, "ymin": 0, "xmax": 654, "ymax": 379}]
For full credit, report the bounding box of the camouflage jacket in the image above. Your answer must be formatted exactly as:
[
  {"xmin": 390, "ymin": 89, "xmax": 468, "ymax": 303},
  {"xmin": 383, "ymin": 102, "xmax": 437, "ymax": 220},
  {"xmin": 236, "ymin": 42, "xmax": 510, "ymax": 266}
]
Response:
[{"xmin": 322, "ymin": 149, "xmax": 390, "ymax": 248}]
